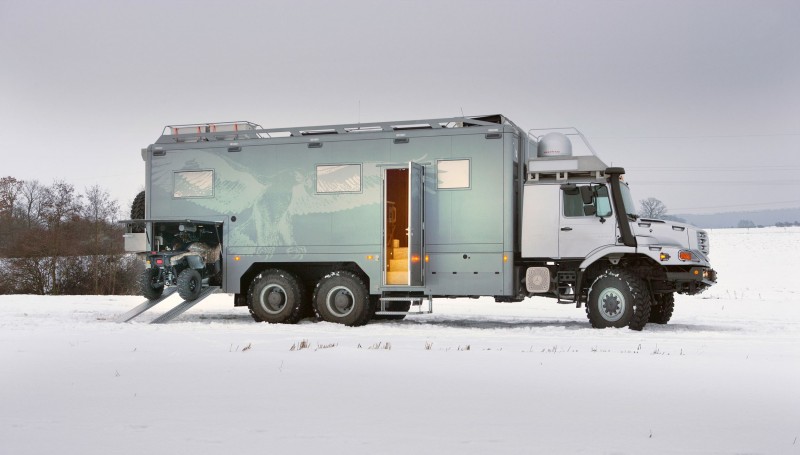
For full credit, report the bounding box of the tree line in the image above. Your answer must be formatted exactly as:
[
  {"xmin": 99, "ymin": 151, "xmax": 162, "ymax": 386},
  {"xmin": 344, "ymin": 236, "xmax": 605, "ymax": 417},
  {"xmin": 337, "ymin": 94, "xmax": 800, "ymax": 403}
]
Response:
[{"xmin": 0, "ymin": 176, "xmax": 140, "ymax": 295}]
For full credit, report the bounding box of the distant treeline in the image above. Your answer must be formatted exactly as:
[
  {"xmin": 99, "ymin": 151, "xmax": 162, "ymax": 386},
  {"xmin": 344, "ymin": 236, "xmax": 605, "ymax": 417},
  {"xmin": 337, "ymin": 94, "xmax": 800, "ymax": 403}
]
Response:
[{"xmin": 0, "ymin": 176, "xmax": 139, "ymax": 295}]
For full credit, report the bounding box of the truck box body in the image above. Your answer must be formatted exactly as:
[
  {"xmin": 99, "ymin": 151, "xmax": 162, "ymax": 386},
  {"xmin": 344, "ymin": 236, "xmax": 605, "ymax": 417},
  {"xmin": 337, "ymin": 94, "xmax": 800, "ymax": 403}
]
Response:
[{"xmin": 144, "ymin": 118, "xmax": 519, "ymax": 297}]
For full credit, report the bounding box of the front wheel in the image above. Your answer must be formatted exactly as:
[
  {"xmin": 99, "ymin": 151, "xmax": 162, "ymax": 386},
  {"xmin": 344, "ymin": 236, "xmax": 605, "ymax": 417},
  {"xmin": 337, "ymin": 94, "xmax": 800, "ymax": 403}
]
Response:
[
  {"xmin": 177, "ymin": 268, "xmax": 203, "ymax": 301},
  {"xmin": 586, "ymin": 269, "xmax": 651, "ymax": 331},
  {"xmin": 649, "ymin": 293, "xmax": 675, "ymax": 324},
  {"xmin": 313, "ymin": 271, "xmax": 372, "ymax": 326}
]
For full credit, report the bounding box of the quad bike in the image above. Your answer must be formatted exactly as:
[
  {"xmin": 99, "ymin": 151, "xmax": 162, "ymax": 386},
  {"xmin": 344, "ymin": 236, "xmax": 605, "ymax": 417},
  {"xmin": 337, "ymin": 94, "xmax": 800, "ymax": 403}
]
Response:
[{"xmin": 138, "ymin": 222, "xmax": 222, "ymax": 301}]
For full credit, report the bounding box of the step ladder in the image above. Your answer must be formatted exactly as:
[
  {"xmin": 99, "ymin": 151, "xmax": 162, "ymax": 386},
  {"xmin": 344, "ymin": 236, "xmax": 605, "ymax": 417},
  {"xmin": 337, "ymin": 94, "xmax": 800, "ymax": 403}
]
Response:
[{"xmin": 375, "ymin": 295, "xmax": 433, "ymax": 316}]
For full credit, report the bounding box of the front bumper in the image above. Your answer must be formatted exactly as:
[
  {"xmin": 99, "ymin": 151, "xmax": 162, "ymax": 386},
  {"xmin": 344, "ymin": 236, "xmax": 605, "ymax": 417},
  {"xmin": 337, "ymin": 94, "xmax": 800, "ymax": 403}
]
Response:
[{"xmin": 665, "ymin": 267, "xmax": 717, "ymax": 295}]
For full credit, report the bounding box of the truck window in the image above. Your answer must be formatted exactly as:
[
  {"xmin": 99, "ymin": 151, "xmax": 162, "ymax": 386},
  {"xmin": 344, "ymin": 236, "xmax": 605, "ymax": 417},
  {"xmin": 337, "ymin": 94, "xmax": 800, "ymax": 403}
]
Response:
[
  {"xmin": 563, "ymin": 185, "xmax": 611, "ymax": 217},
  {"xmin": 595, "ymin": 186, "xmax": 611, "ymax": 217},
  {"xmin": 316, "ymin": 164, "xmax": 362, "ymax": 193},
  {"xmin": 437, "ymin": 159, "xmax": 470, "ymax": 189},
  {"xmin": 174, "ymin": 170, "xmax": 214, "ymax": 198}
]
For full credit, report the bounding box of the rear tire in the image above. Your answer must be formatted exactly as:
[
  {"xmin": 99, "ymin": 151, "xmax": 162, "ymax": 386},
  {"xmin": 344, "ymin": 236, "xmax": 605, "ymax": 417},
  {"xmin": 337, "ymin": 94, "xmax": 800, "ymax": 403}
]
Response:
[
  {"xmin": 248, "ymin": 269, "xmax": 306, "ymax": 324},
  {"xmin": 130, "ymin": 191, "xmax": 145, "ymax": 233},
  {"xmin": 313, "ymin": 271, "xmax": 372, "ymax": 326},
  {"xmin": 177, "ymin": 268, "xmax": 202, "ymax": 301},
  {"xmin": 586, "ymin": 269, "xmax": 651, "ymax": 331},
  {"xmin": 649, "ymin": 293, "xmax": 675, "ymax": 324},
  {"xmin": 139, "ymin": 268, "xmax": 164, "ymax": 300}
]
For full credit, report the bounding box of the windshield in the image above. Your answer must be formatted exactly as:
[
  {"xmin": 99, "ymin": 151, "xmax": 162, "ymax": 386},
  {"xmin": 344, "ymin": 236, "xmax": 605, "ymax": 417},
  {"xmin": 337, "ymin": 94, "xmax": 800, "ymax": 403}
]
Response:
[{"xmin": 619, "ymin": 182, "xmax": 637, "ymax": 217}]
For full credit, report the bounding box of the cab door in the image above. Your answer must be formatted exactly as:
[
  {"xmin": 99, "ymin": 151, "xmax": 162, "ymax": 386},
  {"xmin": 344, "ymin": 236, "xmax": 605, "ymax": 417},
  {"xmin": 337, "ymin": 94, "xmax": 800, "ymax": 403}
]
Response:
[{"xmin": 558, "ymin": 184, "xmax": 616, "ymax": 258}]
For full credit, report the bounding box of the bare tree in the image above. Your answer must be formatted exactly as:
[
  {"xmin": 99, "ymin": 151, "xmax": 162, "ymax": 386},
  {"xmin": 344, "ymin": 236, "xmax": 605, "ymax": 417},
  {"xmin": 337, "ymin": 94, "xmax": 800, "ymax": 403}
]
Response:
[
  {"xmin": 18, "ymin": 179, "xmax": 45, "ymax": 229},
  {"xmin": 83, "ymin": 185, "xmax": 121, "ymax": 293},
  {"xmin": 639, "ymin": 197, "xmax": 668, "ymax": 219},
  {"xmin": 0, "ymin": 177, "xmax": 22, "ymax": 251}
]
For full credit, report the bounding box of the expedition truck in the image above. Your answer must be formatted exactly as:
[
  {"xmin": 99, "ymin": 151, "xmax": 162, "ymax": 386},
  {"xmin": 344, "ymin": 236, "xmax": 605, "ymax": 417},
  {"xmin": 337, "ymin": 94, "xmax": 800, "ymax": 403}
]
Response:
[{"xmin": 123, "ymin": 114, "xmax": 716, "ymax": 330}]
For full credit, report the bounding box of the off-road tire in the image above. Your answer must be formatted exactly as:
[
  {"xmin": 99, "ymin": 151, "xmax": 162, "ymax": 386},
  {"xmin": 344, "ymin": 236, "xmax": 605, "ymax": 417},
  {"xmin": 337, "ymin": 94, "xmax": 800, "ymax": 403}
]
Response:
[
  {"xmin": 313, "ymin": 271, "xmax": 372, "ymax": 326},
  {"xmin": 177, "ymin": 268, "xmax": 203, "ymax": 301},
  {"xmin": 649, "ymin": 292, "xmax": 675, "ymax": 324},
  {"xmin": 139, "ymin": 268, "xmax": 164, "ymax": 300},
  {"xmin": 130, "ymin": 191, "xmax": 145, "ymax": 233},
  {"xmin": 247, "ymin": 269, "xmax": 306, "ymax": 324},
  {"xmin": 586, "ymin": 269, "xmax": 651, "ymax": 331}
]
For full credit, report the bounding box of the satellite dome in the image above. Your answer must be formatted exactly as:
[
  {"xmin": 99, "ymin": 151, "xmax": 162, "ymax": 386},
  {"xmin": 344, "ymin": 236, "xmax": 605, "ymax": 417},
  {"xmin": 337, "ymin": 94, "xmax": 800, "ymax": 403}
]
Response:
[{"xmin": 537, "ymin": 132, "xmax": 573, "ymax": 157}]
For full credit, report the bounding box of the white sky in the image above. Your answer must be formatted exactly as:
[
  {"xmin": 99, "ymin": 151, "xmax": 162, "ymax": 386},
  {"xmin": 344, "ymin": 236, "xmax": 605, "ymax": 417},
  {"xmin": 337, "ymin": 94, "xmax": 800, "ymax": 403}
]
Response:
[{"xmin": 1, "ymin": 0, "xmax": 798, "ymax": 215}]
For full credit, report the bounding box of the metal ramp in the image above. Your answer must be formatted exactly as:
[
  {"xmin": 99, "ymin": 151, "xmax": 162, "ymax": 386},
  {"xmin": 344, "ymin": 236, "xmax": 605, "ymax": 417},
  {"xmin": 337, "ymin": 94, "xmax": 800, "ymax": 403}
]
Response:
[
  {"xmin": 117, "ymin": 286, "xmax": 220, "ymax": 324},
  {"xmin": 376, "ymin": 295, "xmax": 433, "ymax": 316},
  {"xmin": 150, "ymin": 286, "xmax": 219, "ymax": 324},
  {"xmin": 116, "ymin": 287, "xmax": 177, "ymax": 322}
]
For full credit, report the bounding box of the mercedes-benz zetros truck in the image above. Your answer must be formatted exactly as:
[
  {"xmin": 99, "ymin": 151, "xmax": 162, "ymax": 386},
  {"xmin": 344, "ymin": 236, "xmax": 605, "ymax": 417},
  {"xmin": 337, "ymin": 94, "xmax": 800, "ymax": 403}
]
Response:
[{"xmin": 124, "ymin": 114, "xmax": 716, "ymax": 330}]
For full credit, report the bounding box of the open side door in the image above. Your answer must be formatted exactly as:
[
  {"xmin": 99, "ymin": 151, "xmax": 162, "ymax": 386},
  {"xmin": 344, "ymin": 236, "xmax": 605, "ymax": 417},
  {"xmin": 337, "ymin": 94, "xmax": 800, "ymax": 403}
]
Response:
[
  {"xmin": 408, "ymin": 162, "xmax": 424, "ymax": 286},
  {"xmin": 383, "ymin": 162, "xmax": 425, "ymax": 287}
]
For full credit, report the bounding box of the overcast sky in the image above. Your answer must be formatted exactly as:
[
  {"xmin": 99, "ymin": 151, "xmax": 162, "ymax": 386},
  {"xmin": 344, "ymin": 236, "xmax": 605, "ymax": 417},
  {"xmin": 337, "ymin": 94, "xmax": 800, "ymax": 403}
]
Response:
[{"xmin": 1, "ymin": 0, "xmax": 798, "ymax": 215}]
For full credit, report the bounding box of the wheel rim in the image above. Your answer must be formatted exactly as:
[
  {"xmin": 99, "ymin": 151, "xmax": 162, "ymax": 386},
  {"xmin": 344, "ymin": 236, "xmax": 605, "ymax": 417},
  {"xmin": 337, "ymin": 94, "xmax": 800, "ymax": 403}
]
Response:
[
  {"xmin": 597, "ymin": 287, "xmax": 626, "ymax": 322},
  {"xmin": 259, "ymin": 284, "xmax": 288, "ymax": 314},
  {"xmin": 326, "ymin": 286, "xmax": 354, "ymax": 317}
]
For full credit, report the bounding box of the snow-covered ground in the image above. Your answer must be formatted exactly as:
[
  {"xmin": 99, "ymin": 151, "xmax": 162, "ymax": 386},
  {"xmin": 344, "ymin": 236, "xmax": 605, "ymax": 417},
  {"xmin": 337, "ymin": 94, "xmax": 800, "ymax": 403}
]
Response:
[{"xmin": 2, "ymin": 228, "xmax": 799, "ymax": 455}]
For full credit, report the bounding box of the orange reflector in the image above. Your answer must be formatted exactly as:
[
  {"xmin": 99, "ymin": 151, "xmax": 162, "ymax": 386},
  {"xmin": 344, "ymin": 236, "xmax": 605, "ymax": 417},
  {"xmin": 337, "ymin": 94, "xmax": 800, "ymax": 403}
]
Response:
[
  {"xmin": 694, "ymin": 269, "xmax": 700, "ymax": 275},
  {"xmin": 679, "ymin": 251, "xmax": 693, "ymax": 261},
  {"xmin": 411, "ymin": 255, "xmax": 420, "ymax": 263}
]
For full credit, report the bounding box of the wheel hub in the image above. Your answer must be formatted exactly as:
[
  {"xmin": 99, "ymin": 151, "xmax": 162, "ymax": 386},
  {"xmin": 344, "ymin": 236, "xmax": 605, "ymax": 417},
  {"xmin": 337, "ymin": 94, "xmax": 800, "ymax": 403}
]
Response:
[
  {"xmin": 260, "ymin": 285, "xmax": 287, "ymax": 314},
  {"xmin": 598, "ymin": 288, "xmax": 625, "ymax": 322},
  {"xmin": 327, "ymin": 286, "xmax": 354, "ymax": 317}
]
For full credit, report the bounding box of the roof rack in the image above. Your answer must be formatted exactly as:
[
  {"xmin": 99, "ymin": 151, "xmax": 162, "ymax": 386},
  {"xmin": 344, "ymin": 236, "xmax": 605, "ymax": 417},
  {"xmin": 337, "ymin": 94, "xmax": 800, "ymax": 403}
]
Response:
[{"xmin": 156, "ymin": 115, "xmax": 518, "ymax": 144}]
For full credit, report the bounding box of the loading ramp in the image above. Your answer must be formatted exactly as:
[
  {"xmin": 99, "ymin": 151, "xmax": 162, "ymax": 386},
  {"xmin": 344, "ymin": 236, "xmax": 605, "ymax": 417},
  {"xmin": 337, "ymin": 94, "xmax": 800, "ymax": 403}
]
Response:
[{"xmin": 117, "ymin": 286, "xmax": 220, "ymax": 324}]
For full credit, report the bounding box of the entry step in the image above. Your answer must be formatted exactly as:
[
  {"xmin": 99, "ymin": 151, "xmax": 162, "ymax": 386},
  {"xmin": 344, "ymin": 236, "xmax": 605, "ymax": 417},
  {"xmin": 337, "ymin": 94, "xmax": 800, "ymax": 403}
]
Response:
[{"xmin": 376, "ymin": 295, "xmax": 433, "ymax": 315}]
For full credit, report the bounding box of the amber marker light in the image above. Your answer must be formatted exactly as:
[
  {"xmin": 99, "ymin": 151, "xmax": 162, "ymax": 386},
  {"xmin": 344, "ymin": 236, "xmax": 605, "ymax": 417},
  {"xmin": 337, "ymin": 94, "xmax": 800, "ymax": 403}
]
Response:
[
  {"xmin": 660, "ymin": 252, "xmax": 671, "ymax": 261},
  {"xmin": 234, "ymin": 256, "xmax": 241, "ymax": 261},
  {"xmin": 425, "ymin": 255, "xmax": 429, "ymax": 263},
  {"xmin": 411, "ymin": 255, "xmax": 420, "ymax": 263},
  {"xmin": 366, "ymin": 255, "xmax": 374, "ymax": 261},
  {"xmin": 678, "ymin": 251, "xmax": 693, "ymax": 261},
  {"xmin": 503, "ymin": 254, "xmax": 508, "ymax": 263}
]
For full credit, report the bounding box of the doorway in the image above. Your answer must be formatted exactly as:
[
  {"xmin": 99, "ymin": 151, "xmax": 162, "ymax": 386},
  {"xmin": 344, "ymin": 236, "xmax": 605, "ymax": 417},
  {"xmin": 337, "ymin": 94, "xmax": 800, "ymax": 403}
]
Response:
[{"xmin": 383, "ymin": 163, "xmax": 424, "ymax": 286}]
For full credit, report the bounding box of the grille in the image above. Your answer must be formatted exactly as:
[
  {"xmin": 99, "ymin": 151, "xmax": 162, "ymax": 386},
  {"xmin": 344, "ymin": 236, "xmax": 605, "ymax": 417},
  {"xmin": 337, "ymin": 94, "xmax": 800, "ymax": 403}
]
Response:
[{"xmin": 697, "ymin": 231, "xmax": 710, "ymax": 255}]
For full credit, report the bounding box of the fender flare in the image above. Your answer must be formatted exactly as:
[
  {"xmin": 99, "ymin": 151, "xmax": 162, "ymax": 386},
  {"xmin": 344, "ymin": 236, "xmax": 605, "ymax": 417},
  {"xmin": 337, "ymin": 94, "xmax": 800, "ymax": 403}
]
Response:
[{"xmin": 578, "ymin": 245, "xmax": 637, "ymax": 271}]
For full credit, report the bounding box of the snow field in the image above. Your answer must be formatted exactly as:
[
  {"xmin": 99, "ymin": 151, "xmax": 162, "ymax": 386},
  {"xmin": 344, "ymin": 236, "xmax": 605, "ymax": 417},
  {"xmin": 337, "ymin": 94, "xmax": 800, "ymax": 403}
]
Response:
[{"xmin": 1, "ymin": 227, "xmax": 799, "ymax": 454}]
